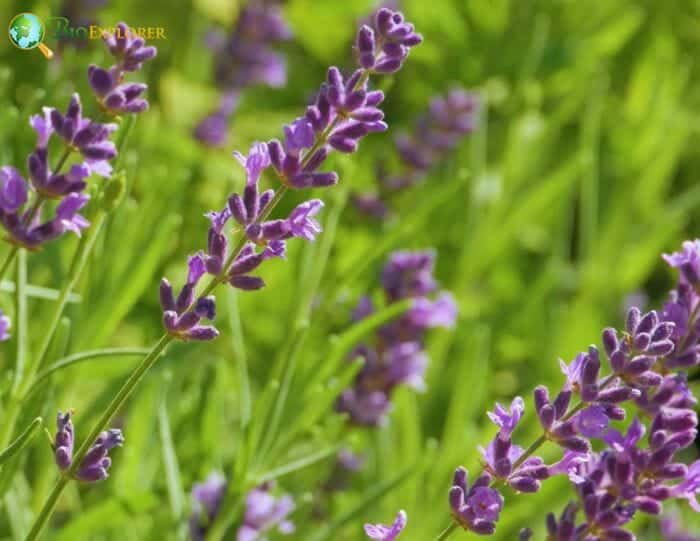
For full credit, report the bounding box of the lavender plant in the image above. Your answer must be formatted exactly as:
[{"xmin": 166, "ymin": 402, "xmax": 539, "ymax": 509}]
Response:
[
  {"xmin": 20, "ymin": 7, "xmax": 422, "ymax": 540},
  {"xmin": 376, "ymin": 240, "xmax": 699, "ymax": 540},
  {"xmin": 0, "ymin": 21, "xmax": 155, "ymax": 539},
  {"xmin": 0, "ymin": 23, "xmax": 155, "ymax": 273},
  {"xmin": 194, "ymin": 1, "xmax": 292, "ymax": 147},
  {"xmin": 337, "ymin": 250, "xmax": 457, "ymax": 425},
  {"xmin": 353, "ymin": 88, "xmax": 478, "ymax": 219},
  {"xmin": 365, "ymin": 510, "xmax": 407, "ymax": 540}
]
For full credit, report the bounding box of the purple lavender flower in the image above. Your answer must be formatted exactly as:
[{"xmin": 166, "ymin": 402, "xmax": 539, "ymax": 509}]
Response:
[
  {"xmin": 479, "ymin": 397, "xmax": 550, "ymax": 494},
  {"xmin": 382, "ymin": 250, "xmax": 437, "ymax": 300},
  {"xmin": 359, "ymin": 8, "xmax": 422, "ymax": 73},
  {"xmin": 664, "ymin": 240, "xmax": 700, "ymax": 286},
  {"xmin": 76, "ymin": 429, "xmax": 124, "ymax": 482},
  {"xmin": 53, "ymin": 411, "xmax": 123, "ymax": 482},
  {"xmin": 237, "ymin": 483, "xmax": 295, "ymax": 541},
  {"xmin": 48, "ymin": 94, "xmax": 118, "ymax": 164},
  {"xmin": 160, "ymin": 254, "xmax": 219, "ymax": 341},
  {"xmin": 212, "ymin": 3, "xmax": 291, "ymax": 90},
  {"xmin": 190, "ymin": 472, "xmax": 227, "ymax": 541},
  {"xmin": 323, "ymin": 449, "xmax": 365, "ymax": 492},
  {"xmin": 487, "ymin": 397, "xmax": 524, "ymax": 438},
  {"xmin": 102, "ymin": 23, "xmax": 158, "ymax": 72},
  {"xmin": 407, "ymin": 293, "xmax": 457, "ymax": 329},
  {"xmin": 162, "ymin": 11, "xmax": 421, "ymax": 340},
  {"xmin": 670, "ymin": 459, "xmax": 700, "ymax": 511},
  {"xmin": 449, "ymin": 468, "xmax": 503, "ymax": 535},
  {"xmin": 364, "ymin": 510, "xmax": 406, "ymax": 540},
  {"xmin": 353, "ymin": 88, "xmax": 478, "ymax": 218},
  {"xmin": 0, "ymin": 23, "xmax": 154, "ymax": 252},
  {"xmin": 0, "ymin": 310, "xmax": 9, "ymax": 341},
  {"xmin": 88, "ymin": 22, "xmax": 157, "ymax": 115},
  {"xmin": 0, "ymin": 168, "xmax": 90, "ymax": 250},
  {"xmin": 337, "ymin": 386, "xmax": 392, "ymax": 426},
  {"xmin": 338, "ymin": 249, "xmax": 455, "ymax": 425},
  {"xmin": 444, "ymin": 241, "xmax": 700, "ymax": 540},
  {"xmin": 54, "ymin": 411, "xmax": 74, "ymax": 470},
  {"xmin": 574, "ymin": 405, "xmax": 610, "ymax": 438},
  {"xmin": 195, "ymin": 3, "xmax": 291, "ymax": 147}
]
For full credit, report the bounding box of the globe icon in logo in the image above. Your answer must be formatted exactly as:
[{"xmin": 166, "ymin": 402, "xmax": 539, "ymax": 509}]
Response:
[
  {"xmin": 8, "ymin": 13, "xmax": 53, "ymax": 58},
  {"xmin": 8, "ymin": 13, "xmax": 44, "ymax": 49}
]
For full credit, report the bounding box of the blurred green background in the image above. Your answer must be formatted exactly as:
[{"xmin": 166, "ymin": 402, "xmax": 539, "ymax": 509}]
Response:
[{"xmin": 0, "ymin": 0, "xmax": 699, "ymax": 539}]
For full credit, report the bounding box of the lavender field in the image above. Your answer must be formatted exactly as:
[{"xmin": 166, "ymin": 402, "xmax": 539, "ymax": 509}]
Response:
[{"xmin": 0, "ymin": 0, "xmax": 699, "ymax": 539}]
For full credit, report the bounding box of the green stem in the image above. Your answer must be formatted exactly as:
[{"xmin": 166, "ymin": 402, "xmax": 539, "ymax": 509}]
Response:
[
  {"xmin": 31, "ymin": 212, "xmax": 106, "ymax": 374},
  {"xmin": 435, "ymin": 522, "xmax": 458, "ymax": 541},
  {"xmin": 24, "ymin": 347, "xmax": 151, "ymax": 398},
  {"xmin": 0, "ymin": 247, "xmax": 18, "ymax": 284},
  {"xmin": 25, "ymin": 334, "xmax": 173, "ymax": 540},
  {"xmin": 24, "ymin": 477, "xmax": 69, "ymax": 541},
  {"xmin": 0, "ymin": 215, "xmax": 107, "ymax": 454},
  {"xmin": 11, "ymin": 250, "xmax": 28, "ymax": 395}
]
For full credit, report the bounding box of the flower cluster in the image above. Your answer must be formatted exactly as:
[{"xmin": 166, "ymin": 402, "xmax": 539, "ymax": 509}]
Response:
[
  {"xmin": 162, "ymin": 8, "xmax": 421, "ymax": 341},
  {"xmin": 189, "ymin": 474, "xmax": 295, "ymax": 541},
  {"xmin": 194, "ymin": 2, "xmax": 291, "ymax": 147},
  {"xmin": 365, "ymin": 510, "xmax": 406, "ymax": 540},
  {"xmin": 0, "ymin": 100, "xmax": 101, "ymax": 249},
  {"xmin": 337, "ymin": 250, "xmax": 456, "ymax": 426},
  {"xmin": 353, "ymin": 88, "xmax": 478, "ymax": 219},
  {"xmin": 442, "ymin": 239, "xmax": 700, "ymax": 538},
  {"xmin": 426, "ymin": 241, "xmax": 700, "ymax": 541},
  {"xmin": 0, "ymin": 310, "xmax": 10, "ymax": 342},
  {"xmin": 53, "ymin": 411, "xmax": 124, "ymax": 482},
  {"xmin": 238, "ymin": 483, "xmax": 295, "ymax": 541},
  {"xmin": 0, "ymin": 23, "xmax": 155, "ymax": 251},
  {"xmin": 88, "ymin": 21, "xmax": 157, "ymax": 116},
  {"xmin": 189, "ymin": 472, "xmax": 226, "ymax": 541}
]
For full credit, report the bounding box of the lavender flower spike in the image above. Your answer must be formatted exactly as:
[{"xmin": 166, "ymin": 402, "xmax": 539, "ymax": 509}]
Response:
[
  {"xmin": 89, "ymin": 22, "xmax": 157, "ymax": 116},
  {"xmin": 364, "ymin": 510, "xmax": 407, "ymax": 540},
  {"xmin": 0, "ymin": 310, "xmax": 10, "ymax": 341},
  {"xmin": 52, "ymin": 410, "xmax": 123, "ymax": 482},
  {"xmin": 237, "ymin": 483, "xmax": 295, "ymax": 541},
  {"xmin": 76, "ymin": 428, "xmax": 124, "ymax": 482},
  {"xmin": 338, "ymin": 249, "xmax": 455, "ymax": 426},
  {"xmin": 54, "ymin": 411, "xmax": 74, "ymax": 470},
  {"xmin": 487, "ymin": 396, "xmax": 524, "ymax": 438},
  {"xmin": 190, "ymin": 472, "xmax": 227, "ymax": 541},
  {"xmin": 162, "ymin": 9, "xmax": 421, "ymax": 338},
  {"xmin": 354, "ymin": 88, "xmax": 478, "ymax": 218},
  {"xmin": 449, "ymin": 467, "xmax": 503, "ymax": 534}
]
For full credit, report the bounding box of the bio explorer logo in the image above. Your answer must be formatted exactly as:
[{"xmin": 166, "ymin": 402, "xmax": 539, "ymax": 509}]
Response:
[
  {"xmin": 8, "ymin": 13, "xmax": 166, "ymax": 60},
  {"xmin": 48, "ymin": 18, "xmax": 167, "ymax": 42}
]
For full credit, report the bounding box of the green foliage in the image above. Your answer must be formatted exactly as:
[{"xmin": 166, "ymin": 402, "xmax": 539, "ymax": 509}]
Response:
[{"xmin": 0, "ymin": 0, "xmax": 699, "ymax": 539}]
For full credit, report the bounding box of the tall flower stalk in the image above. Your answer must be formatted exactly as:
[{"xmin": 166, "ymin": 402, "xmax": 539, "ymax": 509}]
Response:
[
  {"xmin": 353, "ymin": 88, "xmax": 478, "ymax": 219},
  {"xmin": 194, "ymin": 1, "xmax": 292, "ymax": 147},
  {"xmin": 25, "ymin": 8, "xmax": 422, "ymax": 540}
]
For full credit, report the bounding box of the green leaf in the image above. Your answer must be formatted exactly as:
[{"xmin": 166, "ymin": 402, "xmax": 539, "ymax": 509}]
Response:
[
  {"xmin": 0, "ymin": 418, "xmax": 42, "ymax": 467},
  {"xmin": 158, "ymin": 379, "xmax": 185, "ymax": 520}
]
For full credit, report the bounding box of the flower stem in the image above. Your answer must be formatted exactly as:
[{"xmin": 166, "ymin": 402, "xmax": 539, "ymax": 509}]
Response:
[
  {"xmin": 435, "ymin": 522, "xmax": 458, "ymax": 541},
  {"xmin": 24, "ymin": 333, "xmax": 173, "ymax": 540},
  {"xmin": 0, "ymin": 247, "xmax": 18, "ymax": 284},
  {"xmin": 30, "ymin": 212, "xmax": 106, "ymax": 374},
  {"xmin": 0, "ymin": 215, "xmax": 107, "ymax": 459},
  {"xmin": 24, "ymin": 476, "xmax": 69, "ymax": 541}
]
